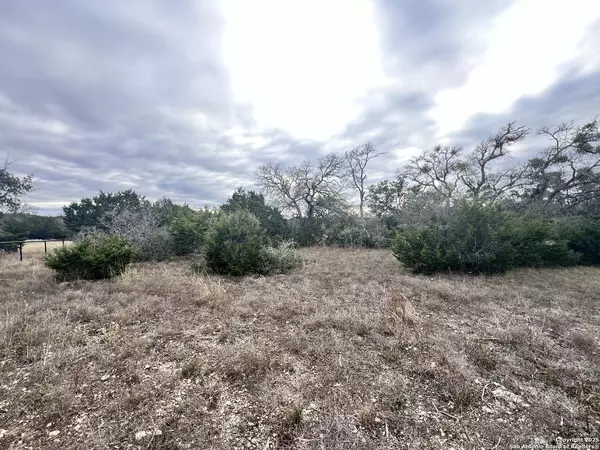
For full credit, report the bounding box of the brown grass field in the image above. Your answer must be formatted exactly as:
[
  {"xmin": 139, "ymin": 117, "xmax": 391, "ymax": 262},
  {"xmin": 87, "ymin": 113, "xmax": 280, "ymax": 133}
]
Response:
[{"xmin": 0, "ymin": 247, "xmax": 599, "ymax": 449}]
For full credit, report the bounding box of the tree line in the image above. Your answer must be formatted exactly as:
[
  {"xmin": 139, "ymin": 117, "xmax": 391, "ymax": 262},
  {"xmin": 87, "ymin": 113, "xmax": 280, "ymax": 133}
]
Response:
[{"xmin": 2, "ymin": 114, "xmax": 599, "ymax": 274}]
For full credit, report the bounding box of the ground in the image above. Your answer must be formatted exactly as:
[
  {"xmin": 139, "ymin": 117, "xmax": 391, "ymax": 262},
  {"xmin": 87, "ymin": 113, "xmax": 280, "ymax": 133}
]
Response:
[{"xmin": 0, "ymin": 248, "xmax": 599, "ymax": 449}]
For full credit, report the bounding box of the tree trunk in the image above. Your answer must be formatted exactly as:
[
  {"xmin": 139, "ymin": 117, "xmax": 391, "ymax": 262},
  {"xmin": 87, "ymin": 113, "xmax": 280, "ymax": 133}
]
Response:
[{"xmin": 359, "ymin": 191, "xmax": 364, "ymax": 218}]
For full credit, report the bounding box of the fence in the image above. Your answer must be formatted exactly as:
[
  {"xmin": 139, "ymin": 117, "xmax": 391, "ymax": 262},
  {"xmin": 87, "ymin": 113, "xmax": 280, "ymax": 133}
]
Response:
[{"xmin": 0, "ymin": 240, "xmax": 68, "ymax": 261}]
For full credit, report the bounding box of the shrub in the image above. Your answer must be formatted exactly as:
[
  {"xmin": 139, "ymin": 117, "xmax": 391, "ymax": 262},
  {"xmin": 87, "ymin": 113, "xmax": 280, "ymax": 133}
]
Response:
[
  {"xmin": 289, "ymin": 217, "xmax": 323, "ymax": 247},
  {"xmin": 392, "ymin": 202, "xmax": 576, "ymax": 274},
  {"xmin": 189, "ymin": 251, "xmax": 208, "ymax": 274},
  {"xmin": 509, "ymin": 215, "xmax": 578, "ymax": 268},
  {"xmin": 169, "ymin": 208, "xmax": 214, "ymax": 256},
  {"xmin": 204, "ymin": 211, "xmax": 270, "ymax": 276},
  {"xmin": 560, "ymin": 216, "xmax": 600, "ymax": 265},
  {"xmin": 103, "ymin": 205, "xmax": 175, "ymax": 262},
  {"xmin": 221, "ymin": 188, "xmax": 290, "ymax": 243},
  {"xmin": 45, "ymin": 234, "xmax": 136, "ymax": 281},
  {"xmin": 261, "ymin": 240, "xmax": 304, "ymax": 274},
  {"xmin": 325, "ymin": 216, "xmax": 391, "ymax": 248}
]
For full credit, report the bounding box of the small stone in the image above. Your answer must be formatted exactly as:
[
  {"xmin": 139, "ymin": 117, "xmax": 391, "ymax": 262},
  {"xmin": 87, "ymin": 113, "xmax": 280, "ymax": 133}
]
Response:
[
  {"xmin": 100, "ymin": 374, "xmax": 110, "ymax": 382},
  {"xmin": 135, "ymin": 431, "xmax": 147, "ymax": 441},
  {"xmin": 144, "ymin": 365, "xmax": 151, "ymax": 370},
  {"xmin": 48, "ymin": 430, "xmax": 60, "ymax": 438}
]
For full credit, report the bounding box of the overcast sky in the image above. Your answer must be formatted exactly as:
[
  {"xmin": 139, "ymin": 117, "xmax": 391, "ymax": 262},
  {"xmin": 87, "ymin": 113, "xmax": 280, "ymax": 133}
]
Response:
[{"xmin": 2, "ymin": 0, "xmax": 600, "ymax": 215}]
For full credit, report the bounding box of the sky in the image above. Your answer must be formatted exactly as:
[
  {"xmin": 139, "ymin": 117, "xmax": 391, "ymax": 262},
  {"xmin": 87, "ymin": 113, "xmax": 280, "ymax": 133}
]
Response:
[{"xmin": 1, "ymin": 0, "xmax": 599, "ymax": 215}]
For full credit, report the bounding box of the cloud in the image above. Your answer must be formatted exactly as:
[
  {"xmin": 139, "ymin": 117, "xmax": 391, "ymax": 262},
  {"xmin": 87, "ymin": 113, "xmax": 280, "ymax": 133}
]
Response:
[
  {"xmin": 431, "ymin": 0, "xmax": 600, "ymax": 136},
  {"xmin": 0, "ymin": 0, "xmax": 599, "ymax": 215}
]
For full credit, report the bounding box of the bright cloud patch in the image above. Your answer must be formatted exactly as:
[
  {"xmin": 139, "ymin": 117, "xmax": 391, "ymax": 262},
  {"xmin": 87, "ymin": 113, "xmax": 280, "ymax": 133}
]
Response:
[
  {"xmin": 220, "ymin": 0, "xmax": 387, "ymax": 141},
  {"xmin": 430, "ymin": 0, "xmax": 600, "ymax": 137}
]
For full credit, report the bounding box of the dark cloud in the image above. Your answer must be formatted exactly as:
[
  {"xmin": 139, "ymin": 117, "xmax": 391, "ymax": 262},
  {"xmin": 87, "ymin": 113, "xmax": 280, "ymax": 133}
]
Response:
[
  {"xmin": 0, "ymin": 0, "xmax": 598, "ymax": 214},
  {"xmin": 450, "ymin": 70, "xmax": 600, "ymax": 165},
  {"xmin": 374, "ymin": 0, "xmax": 514, "ymax": 88}
]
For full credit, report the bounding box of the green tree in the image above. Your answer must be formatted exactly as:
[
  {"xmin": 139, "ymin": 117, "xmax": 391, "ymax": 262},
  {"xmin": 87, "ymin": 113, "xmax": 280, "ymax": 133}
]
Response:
[
  {"xmin": 63, "ymin": 190, "xmax": 146, "ymax": 232},
  {"xmin": 0, "ymin": 160, "xmax": 34, "ymax": 213},
  {"xmin": 0, "ymin": 213, "xmax": 70, "ymax": 240},
  {"xmin": 221, "ymin": 188, "xmax": 289, "ymax": 242}
]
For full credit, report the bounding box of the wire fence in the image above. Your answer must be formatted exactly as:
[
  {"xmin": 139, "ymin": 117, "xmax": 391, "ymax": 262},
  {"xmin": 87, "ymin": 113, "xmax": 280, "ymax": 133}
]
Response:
[{"xmin": 0, "ymin": 240, "xmax": 69, "ymax": 261}]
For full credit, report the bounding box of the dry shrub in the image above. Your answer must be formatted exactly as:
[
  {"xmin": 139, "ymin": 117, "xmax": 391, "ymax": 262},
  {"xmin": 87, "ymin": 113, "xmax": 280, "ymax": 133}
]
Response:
[
  {"xmin": 219, "ymin": 344, "xmax": 280, "ymax": 384},
  {"xmin": 569, "ymin": 330, "xmax": 597, "ymax": 354},
  {"xmin": 388, "ymin": 291, "xmax": 418, "ymax": 326},
  {"xmin": 466, "ymin": 341, "xmax": 499, "ymax": 371},
  {"xmin": 1, "ymin": 314, "xmax": 56, "ymax": 364},
  {"xmin": 261, "ymin": 240, "xmax": 304, "ymax": 274},
  {"xmin": 499, "ymin": 324, "xmax": 552, "ymax": 358},
  {"xmin": 180, "ymin": 359, "xmax": 203, "ymax": 380},
  {"xmin": 415, "ymin": 349, "xmax": 479, "ymax": 410},
  {"xmin": 356, "ymin": 406, "xmax": 379, "ymax": 431}
]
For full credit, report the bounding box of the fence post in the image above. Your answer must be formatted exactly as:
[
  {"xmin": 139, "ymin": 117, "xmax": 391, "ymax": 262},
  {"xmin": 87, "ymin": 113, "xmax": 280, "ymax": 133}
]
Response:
[
  {"xmin": 44, "ymin": 241, "xmax": 47, "ymax": 253},
  {"xmin": 19, "ymin": 243, "xmax": 23, "ymax": 262},
  {"xmin": 62, "ymin": 240, "xmax": 65, "ymax": 247}
]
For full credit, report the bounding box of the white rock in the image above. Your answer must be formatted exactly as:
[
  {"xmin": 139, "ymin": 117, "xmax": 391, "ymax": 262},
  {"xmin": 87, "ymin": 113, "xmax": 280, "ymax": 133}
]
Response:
[
  {"xmin": 135, "ymin": 431, "xmax": 147, "ymax": 441},
  {"xmin": 48, "ymin": 430, "xmax": 60, "ymax": 437}
]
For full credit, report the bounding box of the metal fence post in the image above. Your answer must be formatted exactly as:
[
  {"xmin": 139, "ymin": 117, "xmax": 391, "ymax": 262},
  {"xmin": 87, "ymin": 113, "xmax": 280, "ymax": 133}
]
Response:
[
  {"xmin": 19, "ymin": 243, "xmax": 23, "ymax": 262},
  {"xmin": 44, "ymin": 241, "xmax": 47, "ymax": 253},
  {"xmin": 62, "ymin": 240, "xmax": 65, "ymax": 247}
]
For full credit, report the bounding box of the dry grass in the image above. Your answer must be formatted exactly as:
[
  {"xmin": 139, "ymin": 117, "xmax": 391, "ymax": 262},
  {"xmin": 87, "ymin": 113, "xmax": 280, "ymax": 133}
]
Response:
[{"xmin": 0, "ymin": 248, "xmax": 599, "ymax": 449}]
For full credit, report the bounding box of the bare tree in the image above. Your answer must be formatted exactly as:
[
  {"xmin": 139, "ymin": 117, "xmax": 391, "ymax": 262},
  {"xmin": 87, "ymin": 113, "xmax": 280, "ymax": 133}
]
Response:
[
  {"xmin": 400, "ymin": 122, "xmax": 529, "ymax": 204},
  {"xmin": 345, "ymin": 142, "xmax": 386, "ymax": 217},
  {"xmin": 403, "ymin": 144, "xmax": 465, "ymax": 200},
  {"xmin": 524, "ymin": 119, "xmax": 600, "ymax": 210},
  {"xmin": 459, "ymin": 122, "xmax": 530, "ymax": 201},
  {"xmin": 99, "ymin": 201, "xmax": 174, "ymax": 261},
  {"xmin": 256, "ymin": 153, "xmax": 346, "ymax": 219},
  {"xmin": 256, "ymin": 162, "xmax": 304, "ymax": 218}
]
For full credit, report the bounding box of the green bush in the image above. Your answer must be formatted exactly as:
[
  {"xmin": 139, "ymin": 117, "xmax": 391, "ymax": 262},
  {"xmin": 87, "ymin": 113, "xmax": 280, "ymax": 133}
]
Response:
[
  {"xmin": 560, "ymin": 216, "xmax": 600, "ymax": 265},
  {"xmin": 45, "ymin": 234, "xmax": 136, "ymax": 281},
  {"xmin": 289, "ymin": 217, "xmax": 323, "ymax": 247},
  {"xmin": 204, "ymin": 211, "xmax": 270, "ymax": 276},
  {"xmin": 509, "ymin": 215, "xmax": 578, "ymax": 268},
  {"xmin": 169, "ymin": 208, "xmax": 215, "ymax": 256},
  {"xmin": 392, "ymin": 202, "xmax": 576, "ymax": 274}
]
